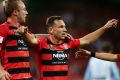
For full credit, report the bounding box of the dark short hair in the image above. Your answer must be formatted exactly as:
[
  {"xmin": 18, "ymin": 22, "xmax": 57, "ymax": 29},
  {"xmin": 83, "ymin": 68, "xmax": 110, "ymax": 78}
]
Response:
[
  {"xmin": 102, "ymin": 42, "xmax": 113, "ymax": 52},
  {"xmin": 46, "ymin": 16, "xmax": 63, "ymax": 28},
  {"xmin": 2, "ymin": 0, "xmax": 26, "ymax": 17}
]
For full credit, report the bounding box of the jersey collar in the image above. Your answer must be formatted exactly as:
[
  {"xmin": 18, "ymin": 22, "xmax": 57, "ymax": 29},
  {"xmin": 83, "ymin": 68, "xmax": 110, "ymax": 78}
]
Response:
[
  {"xmin": 6, "ymin": 21, "xmax": 19, "ymax": 29},
  {"xmin": 47, "ymin": 36, "xmax": 65, "ymax": 46}
]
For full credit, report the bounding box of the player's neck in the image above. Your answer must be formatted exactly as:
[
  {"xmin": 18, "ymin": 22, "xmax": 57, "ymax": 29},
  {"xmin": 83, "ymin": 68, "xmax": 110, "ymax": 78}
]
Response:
[
  {"xmin": 50, "ymin": 35, "xmax": 61, "ymax": 45},
  {"xmin": 7, "ymin": 17, "xmax": 20, "ymax": 27}
]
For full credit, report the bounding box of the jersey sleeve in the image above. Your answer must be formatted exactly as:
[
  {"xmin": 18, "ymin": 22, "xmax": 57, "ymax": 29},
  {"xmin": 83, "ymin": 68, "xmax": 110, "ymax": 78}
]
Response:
[
  {"xmin": 68, "ymin": 39, "xmax": 80, "ymax": 49},
  {"xmin": 0, "ymin": 25, "xmax": 8, "ymax": 57}
]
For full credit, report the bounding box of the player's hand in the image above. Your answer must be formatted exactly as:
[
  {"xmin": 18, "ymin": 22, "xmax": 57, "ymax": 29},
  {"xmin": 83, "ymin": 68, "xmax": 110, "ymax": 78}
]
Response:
[
  {"xmin": 75, "ymin": 48, "xmax": 91, "ymax": 59},
  {"xmin": 104, "ymin": 19, "xmax": 118, "ymax": 29},
  {"xmin": 64, "ymin": 33, "xmax": 73, "ymax": 42},
  {"xmin": 0, "ymin": 69, "xmax": 11, "ymax": 80},
  {"xmin": 17, "ymin": 26, "xmax": 28, "ymax": 35},
  {"xmin": 65, "ymin": 33, "xmax": 73, "ymax": 40}
]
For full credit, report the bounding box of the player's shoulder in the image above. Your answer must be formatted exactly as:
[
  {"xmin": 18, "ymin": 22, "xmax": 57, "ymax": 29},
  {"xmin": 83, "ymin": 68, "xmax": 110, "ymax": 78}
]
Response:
[
  {"xmin": 38, "ymin": 37, "xmax": 48, "ymax": 43},
  {"xmin": 0, "ymin": 22, "xmax": 10, "ymax": 32},
  {"xmin": 0, "ymin": 22, "xmax": 9, "ymax": 28}
]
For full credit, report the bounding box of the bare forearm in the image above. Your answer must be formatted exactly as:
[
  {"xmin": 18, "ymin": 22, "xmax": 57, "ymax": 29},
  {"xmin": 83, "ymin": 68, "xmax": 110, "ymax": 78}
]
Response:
[
  {"xmin": 76, "ymin": 49, "xmax": 119, "ymax": 62},
  {"xmin": 23, "ymin": 33, "xmax": 38, "ymax": 45},
  {"xmin": 34, "ymin": 34, "xmax": 49, "ymax": 38},
  {"xmin": 80, "ymin": 26, "xmax": 107, "ymax": 45},
  {"xmin": 80, "ymin": 19, "xmax": 118, "ymax": 46},
  {"xmin": 95, "ymin": 52, "xmax": 117, "ymax": 61}
]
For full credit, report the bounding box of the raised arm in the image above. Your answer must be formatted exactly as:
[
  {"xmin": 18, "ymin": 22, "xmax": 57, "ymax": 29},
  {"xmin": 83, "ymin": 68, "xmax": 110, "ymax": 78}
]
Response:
[
  {"xmin": 76, "ymin": 49, "xmax": 120, "ymax": 62},
  {"xmin": 80, "ymin": 19, "xmax": 118, "ymax": 46}
]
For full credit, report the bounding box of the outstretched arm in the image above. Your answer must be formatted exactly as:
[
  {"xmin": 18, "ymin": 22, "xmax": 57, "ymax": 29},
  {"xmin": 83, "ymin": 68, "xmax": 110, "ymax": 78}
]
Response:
[
  {"xmin": 34, "ymin": 34, "xmax": 49, "ymax": 38},
  {"xmin": 76, "ymin": 49, "xmax": 120, "ymax": 61},
  {"xmin": 80, "ymin": 19, "xmax": 118, "ymax": 46}
]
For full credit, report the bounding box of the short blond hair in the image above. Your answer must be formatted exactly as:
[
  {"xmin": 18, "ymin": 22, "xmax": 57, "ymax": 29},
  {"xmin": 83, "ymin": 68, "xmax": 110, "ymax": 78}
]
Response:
[{"xmin": 2, "ymin": 0, "xmax": 25, "ymax": 17}]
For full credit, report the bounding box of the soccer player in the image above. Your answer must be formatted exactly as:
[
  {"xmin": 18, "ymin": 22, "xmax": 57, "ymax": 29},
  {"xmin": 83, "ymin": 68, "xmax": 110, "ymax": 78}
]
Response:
[
  {"xmin": 18, "ymin": 16, "xmax": 118, "ymax": 80},
  {"xmin": 0, "ymin": 0, "xmax": 33, "ymax": 79}
]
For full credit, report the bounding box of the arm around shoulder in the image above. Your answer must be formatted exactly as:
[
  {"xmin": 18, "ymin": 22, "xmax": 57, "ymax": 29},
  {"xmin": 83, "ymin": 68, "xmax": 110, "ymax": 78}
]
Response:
[{"xmin": 23, "ymin": 32, "xmax": 38, "ymax": 45}]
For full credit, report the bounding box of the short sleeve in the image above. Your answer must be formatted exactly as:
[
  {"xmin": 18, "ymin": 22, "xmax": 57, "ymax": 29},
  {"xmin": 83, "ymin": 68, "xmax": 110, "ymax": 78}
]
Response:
[{"xmin": 68, "ymin": 39, "xmax": 80, "ymax": 49}]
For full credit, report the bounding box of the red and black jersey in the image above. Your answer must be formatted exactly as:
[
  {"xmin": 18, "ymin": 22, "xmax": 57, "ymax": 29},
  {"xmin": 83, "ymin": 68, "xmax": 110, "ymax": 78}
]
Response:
[
  {"xmin": 36, "ymin": 36, "xmax": 80, "ymax": 80},
  {"xmin": 0, "ymin": 22, "xmax": 32, "ymax": 80}
]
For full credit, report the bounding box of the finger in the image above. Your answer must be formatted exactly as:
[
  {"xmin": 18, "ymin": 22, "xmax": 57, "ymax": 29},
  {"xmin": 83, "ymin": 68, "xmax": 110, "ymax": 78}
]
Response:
[
  {"xmin": 113, "ymin": 19, "xmax": 118, "ymax": 23},
  {"xmin": 0, "ymin": 73, "xmax": 6, "ymax": 79},
  {"xmin": 1, "ymin": 76, "xmax": 6, "ymax": 80},
  {"xmin": 65, "ymin": 33, "xmax": 71, "ymax": 40},
  {"xmin": 110, "ymin": 19, "xmax": 117, "ymax": 22},
  {"xmin": 67, "ymin": 33, "xmax": 73, "ymax": 39},
  {"xmin": 114, "ymin": 23, "xmax": 117, "ymax": 27},
  {"xmin": 0, "ymin": 74, "xmax": 3, "ymax": 79},
  {"xmin": 112, "ymin": 22, "xmax": 118, "ymax": 28},
  {"xmin": 6, "ymin": 73, "xmax": 11, "ymax": 80},
  {"xmin": 5, "ymin": 75, "xmax": 10, "ymax": 80}
]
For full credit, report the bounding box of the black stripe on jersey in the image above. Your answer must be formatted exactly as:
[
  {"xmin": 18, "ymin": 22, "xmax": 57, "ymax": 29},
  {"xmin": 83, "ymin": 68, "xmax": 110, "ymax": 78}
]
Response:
[
  {"xmin": 43, "ymin": 71, "xmax": 68, "ymax": 76},
  {"xmin": 40, "ymin": 48, "xmax": 70, "ymax": 54},
  {"xmin": 7, "ymin": 35, "xmax": 22, "ymax": 40},
  {"xmin": 9, "ymin": 26, "xmax": 17, "ymax": 29},
  {"xmin": 41, "ymin": 60, "xmax": 69, "ymax": 65},
  {"xmin": 8, "ymin": 57, "xmax": 30, "ymax": 63},
  {"xmin": 8, "ymin": 68, "xmax": 30, "ymax": 74},
  {"xmin": 40, "ymin": 48, "xmax": 55, "ymax": 54},
  {"xmin": 6, "ymin": 46, "xmax": 28, "ymax": 51},
  {"xmin": 14, "ymin": 77, "xmax": 33, "ymax": 80}
]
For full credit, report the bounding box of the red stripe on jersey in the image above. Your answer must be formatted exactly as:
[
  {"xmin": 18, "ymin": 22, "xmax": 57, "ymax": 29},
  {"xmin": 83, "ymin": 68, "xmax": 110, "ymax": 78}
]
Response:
[
  {"xmin": 40, "ymin": 76, "xmax": 67, "ymax": 80},
  {"xmin": 5, "ymin": 51, "xmax": 29, "ymax": 57},
  {"xmin": 5, "ymin": 40, "xmax": 17, "ymax": 46},
  {"xmin": 10, "ymin": 73, "xmax": 32, "ymax": 79},
  {"xmin": 42, "ymin": 54, "xmax": 52, "ymax": 60},
  {"xmin": 52, "ymin": 45, "xmax": 67, "ymax": 50},
  {"xmin": 4, "ymin": 62, "xmax": 30, "ymax": 70},
  {"xmin": 42, "ymin": 65, "xmax": 68, "ymax": 71}
]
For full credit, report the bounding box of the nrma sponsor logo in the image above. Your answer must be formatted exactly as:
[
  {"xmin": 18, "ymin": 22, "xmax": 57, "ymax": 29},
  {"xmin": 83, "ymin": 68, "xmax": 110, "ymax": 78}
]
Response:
[{"xmin": 53, "ymin": 51, "xmax": 67, "ymax": 60}]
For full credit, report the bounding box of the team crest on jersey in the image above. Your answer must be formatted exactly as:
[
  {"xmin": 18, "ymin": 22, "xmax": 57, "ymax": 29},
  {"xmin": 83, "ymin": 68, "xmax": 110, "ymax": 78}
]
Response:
[
  {"xmin": 52, "ymin": 50, "xmax": 68, "ymax": 64},
  {"xmin": 0, "ymin": 36, "xmax": 3, "ymax": 43},
  {"xmin": 53, "ymin": 51, "xmax": 67, "ymax": 60},
  {"xmin": 18, "ymin": 39, "xmax": 27, "ymax": 46}
]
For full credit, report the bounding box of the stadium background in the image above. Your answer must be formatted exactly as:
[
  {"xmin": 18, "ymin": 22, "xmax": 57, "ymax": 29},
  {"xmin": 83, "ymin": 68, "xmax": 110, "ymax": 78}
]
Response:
[{"xmin": 0, "ymin": 0, "xmax": 120, "ymax": 79}]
